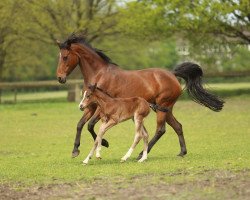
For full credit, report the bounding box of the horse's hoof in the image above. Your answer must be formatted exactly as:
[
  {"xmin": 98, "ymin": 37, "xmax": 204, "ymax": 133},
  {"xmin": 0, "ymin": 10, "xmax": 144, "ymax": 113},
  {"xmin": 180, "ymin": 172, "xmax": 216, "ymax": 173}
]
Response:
[
  {"xmin": 120, "ymin": 159, "xmax": 126, "ymax": 163},
  {"xmin": 177, "ymin": 151, "xmax": 187, "ymax": 157},
  {"xmin": 101, "ymin": 139, "xmax": 109, "ymax": 148},
  {"xmin": 96, "ymin": 156, "xmax": 102, "ymax": 160},
  {"xmin": 82, "ymin": 162, "xmax": 88, "ymax": 166},
  {"xmin": 72, "ymin": 149, "xmax": 80, "ymax": 158}
]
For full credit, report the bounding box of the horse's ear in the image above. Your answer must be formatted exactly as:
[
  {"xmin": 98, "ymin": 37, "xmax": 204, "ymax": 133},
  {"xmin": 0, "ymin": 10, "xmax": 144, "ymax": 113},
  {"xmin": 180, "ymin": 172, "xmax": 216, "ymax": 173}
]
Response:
[
  {"xmin": 56, "ymin": 40, "xmax": 61, "ymax": 48},
  {"xmin": 66, "ymin": 41, "xmax": 71, "ymax": 50}
]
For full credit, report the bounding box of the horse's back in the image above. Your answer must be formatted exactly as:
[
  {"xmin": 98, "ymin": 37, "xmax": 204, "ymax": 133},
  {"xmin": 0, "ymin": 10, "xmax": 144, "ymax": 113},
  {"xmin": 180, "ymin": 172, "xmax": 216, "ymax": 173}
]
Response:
[{"xmin": 97, "ymin": 67, "xmax": 182, "ymax": 105}]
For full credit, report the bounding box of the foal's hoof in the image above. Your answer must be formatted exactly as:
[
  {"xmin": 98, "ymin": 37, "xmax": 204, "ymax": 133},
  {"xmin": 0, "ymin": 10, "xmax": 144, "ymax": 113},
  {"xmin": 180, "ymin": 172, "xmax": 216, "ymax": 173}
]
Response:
[
  {"xmin": 120, "ymin": 159, "xmax": 126, "ymax": 163},
  {"xmin": 136, "ymin": 153, "xmax": 143, "ymax": 160},
  {"xmin": 138, "ymin": 158, "xmax": 147, "ymax": 163},
  {"xmin": 72, "ymin": 149, "xmax": 80, "ymax": 158},
  {"xmin": 101, "ymin": 139, "xmax": 109, "ymax": 148},
  {"xmin": 96, "ymin": 156, "xmax": 102, "ymax": 160}
]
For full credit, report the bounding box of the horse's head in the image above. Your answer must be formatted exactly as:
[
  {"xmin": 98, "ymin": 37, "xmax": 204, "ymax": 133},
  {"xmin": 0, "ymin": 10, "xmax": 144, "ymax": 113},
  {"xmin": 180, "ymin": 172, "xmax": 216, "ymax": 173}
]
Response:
[
  {"xmin": 79, "ymin": 83, "xmax": 97, "ymax": 111},
  {"xmin": 56, "ymin": 40, "xmax": 79, "ymax": 84}
]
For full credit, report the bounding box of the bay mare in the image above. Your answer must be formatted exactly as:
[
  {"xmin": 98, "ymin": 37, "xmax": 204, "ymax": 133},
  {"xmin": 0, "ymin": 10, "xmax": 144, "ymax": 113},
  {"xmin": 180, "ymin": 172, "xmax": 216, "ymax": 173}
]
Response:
[
  {"xmin": 56, "ymin": 33, "xmax": 224, "ymax": 159},
  {"xmin": 79, "ymin": 84, "xmax": 154, "ymax": 164}
]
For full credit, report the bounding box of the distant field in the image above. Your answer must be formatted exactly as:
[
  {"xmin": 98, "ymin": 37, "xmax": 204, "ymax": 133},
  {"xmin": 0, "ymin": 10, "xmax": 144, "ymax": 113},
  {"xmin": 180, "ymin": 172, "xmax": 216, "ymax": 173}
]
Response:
[
  {"xmin": 0, "ymin": 95, "xmax": 249, "ymax": 199},
  {"xmin": 1, "ymin": 90, "xmax": 67, "ymax": 102}
]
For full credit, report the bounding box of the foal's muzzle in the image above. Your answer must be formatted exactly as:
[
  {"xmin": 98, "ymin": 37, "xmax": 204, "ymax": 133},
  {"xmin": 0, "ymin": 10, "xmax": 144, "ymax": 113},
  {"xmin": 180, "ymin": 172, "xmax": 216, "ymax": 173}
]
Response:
[
  {"xmin": 79, "ymin": 103, "xmax": 85, "ymax": 111},
  {"xmin": 57, "ymin": 77, "xmax": 66, "ymax": 84}
]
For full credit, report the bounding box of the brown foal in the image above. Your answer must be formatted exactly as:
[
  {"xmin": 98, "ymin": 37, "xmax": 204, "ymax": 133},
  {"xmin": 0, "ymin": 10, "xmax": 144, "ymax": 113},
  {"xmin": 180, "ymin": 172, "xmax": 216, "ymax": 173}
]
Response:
[{"xmin": 79, "ymin": 84, "xmax": 152, "ymax": 164}]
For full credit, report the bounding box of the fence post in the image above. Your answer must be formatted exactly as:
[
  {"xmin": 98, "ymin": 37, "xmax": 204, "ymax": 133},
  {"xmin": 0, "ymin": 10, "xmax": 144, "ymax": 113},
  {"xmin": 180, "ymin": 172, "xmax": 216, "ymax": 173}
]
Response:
[
  {"xmin": 14, "ymin": 89, "xmax": 17, "ymax": 103},
  {"xmin": 67, "ymin": 84, "xmax": 81, "ymax": 102}
]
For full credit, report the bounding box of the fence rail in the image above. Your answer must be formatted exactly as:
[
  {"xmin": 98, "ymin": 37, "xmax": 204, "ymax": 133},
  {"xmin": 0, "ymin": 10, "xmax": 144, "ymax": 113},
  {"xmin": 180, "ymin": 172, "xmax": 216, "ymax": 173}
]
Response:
[
  {"xmin": 0, "ymin": 79, "xmax": 83, "ymax": 103},
  {"xmin": 0, "ymin": 79, "xmax": 83, "ymax": 89}
]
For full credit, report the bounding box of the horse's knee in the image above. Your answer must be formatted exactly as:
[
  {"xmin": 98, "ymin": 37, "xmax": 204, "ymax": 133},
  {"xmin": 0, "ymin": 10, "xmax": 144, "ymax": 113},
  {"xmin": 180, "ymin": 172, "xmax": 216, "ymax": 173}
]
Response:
[{"xmin": 77, "ymin": 121, "xmax": 85, "ymax": 132}]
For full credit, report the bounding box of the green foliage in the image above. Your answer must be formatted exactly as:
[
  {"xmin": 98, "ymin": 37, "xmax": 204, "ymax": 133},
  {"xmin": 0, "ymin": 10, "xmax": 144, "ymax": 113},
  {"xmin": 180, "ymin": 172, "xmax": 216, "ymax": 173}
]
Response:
[
  {"xmin": 97, "ymin": 37, "xmax": 179, "ymax": 69},
  {"xmin": 122, "ymin": 0, "xmax": 250, "ymax": 45},
  {"xmin": 118, "ymin": 0, "xmax": 250, "ymax": 72},
  {"xmin": 0, "ymin": 0, "xmax": 249, "ymax": 81}
]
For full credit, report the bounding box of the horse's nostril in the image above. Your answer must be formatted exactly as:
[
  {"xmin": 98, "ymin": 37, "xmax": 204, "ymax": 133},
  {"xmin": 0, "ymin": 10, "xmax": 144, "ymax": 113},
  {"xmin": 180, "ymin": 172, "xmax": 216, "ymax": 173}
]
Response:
[{"xmin": 58, "ymin": 77, "xmax": 66, "ymax": 84}]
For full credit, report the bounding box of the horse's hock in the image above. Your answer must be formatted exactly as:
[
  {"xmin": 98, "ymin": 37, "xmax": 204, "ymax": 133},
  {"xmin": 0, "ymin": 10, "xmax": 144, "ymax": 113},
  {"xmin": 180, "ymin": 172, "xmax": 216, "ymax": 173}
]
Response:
[{"xmin": 67, "ymin": 84, "xmax": 81, "ymax": 102}]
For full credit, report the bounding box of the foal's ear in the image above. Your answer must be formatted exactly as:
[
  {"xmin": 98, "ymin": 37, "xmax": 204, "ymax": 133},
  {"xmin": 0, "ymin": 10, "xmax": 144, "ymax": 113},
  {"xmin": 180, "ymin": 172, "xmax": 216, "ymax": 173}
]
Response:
[{"xmin": 88, "ymin": 83, "xmax": 97, "ymax": 92}]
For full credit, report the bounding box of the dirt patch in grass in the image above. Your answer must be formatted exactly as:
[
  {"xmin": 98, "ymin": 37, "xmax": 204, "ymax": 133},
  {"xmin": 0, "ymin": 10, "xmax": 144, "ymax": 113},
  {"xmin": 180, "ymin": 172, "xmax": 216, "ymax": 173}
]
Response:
[{"xmin": 1, "ymin": 170, "xmax": 249, "ymax": 200}]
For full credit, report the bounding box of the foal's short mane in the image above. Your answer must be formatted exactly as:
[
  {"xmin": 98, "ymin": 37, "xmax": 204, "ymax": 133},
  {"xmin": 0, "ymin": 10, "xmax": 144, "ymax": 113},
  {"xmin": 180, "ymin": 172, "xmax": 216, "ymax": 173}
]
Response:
[
  {"xmin": 61, "ymin": 33, "xmax": 117, "ymax": 65},
  {"xmin": 95, "ymin": 87, "xmax": 113, "ymax": 98}
]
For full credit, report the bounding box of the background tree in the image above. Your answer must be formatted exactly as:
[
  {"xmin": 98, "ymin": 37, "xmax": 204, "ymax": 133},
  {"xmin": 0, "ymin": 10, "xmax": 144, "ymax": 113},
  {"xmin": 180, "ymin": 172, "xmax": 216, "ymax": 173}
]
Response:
[
  {"xmin": 118, "ymin": 0, "xmax": 250, "ymax": 72},
  {"xmin": 1, "ymin": 0, "xmax": 249, "ymax": 82}
]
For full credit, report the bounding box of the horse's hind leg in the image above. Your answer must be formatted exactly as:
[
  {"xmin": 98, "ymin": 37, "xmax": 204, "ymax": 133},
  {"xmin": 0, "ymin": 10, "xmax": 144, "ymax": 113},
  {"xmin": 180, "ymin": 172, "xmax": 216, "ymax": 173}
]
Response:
[
  {"xmin": 137, "ymin": 111, "xmax": 167, "ymax": 160},
  {"xmin": 166, "ymin": 112, "xmax": 187, "ymax": 156}
]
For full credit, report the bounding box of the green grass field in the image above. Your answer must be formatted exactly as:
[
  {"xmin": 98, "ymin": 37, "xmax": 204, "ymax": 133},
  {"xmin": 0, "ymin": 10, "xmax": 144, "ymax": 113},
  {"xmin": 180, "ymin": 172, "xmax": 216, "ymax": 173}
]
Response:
[{"xmin": 0, "ymin": 92, "xmax": 250, "ymax": 199}]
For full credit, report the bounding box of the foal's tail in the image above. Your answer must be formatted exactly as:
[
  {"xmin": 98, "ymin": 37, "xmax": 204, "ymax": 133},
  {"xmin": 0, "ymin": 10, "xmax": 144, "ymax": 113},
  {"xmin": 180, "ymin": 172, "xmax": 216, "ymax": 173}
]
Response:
[{"xmin": 173, "ymin": 62, "xmax": 224, "ymax": 112}]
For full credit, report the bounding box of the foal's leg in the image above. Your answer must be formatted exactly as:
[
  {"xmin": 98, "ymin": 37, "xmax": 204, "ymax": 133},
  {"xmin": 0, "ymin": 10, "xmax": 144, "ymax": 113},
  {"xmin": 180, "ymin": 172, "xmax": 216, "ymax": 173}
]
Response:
[
  {"xmin": 166, "ymin": 112, "xmax": 187, "ymax": 156},
  {"xmin": 83, "ymin": 120, "xmax": 116, "ymax": 165},
  {"xmin": 137, "ymin": 111, "xmax": 167, "ymax": 160},
  {"xmin": 72, "ymin": 108, "xmax": 95, "ymax": 158},
  {"xmin": 138, "ymin": 124, "xmax": 149, "ymax": 163},
  {"xmin": 121, "ymin": 116, "xmax": 143, "ymax": 162},
  {"xmin": 88, "ymin": 108, "xmax": 109, "ymax": 148},
  {"xmin": 95, "ymin": 120, "xmax": 116, "ymax": 159}
]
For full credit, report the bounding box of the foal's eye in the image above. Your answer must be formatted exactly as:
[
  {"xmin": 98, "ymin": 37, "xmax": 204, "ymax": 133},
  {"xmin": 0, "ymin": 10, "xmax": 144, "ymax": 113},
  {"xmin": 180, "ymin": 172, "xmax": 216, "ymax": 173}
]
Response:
[{"xmin": 63, "ymin": 56, "xmax": 67, "ymax": 61}]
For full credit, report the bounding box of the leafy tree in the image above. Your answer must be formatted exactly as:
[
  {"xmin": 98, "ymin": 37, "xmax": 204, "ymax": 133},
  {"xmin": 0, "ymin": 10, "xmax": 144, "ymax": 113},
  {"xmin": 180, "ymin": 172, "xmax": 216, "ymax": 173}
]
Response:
[
  {"xmin": 118, "ymin": 0, "xmax": 250, "ymax": 72},
  {"xmin": 98, "ymin": 37, "xmax": 179, "ymax": 69},
  {"xmin": 120, "ymin": 0, "xmax": 250, "ymax": 44},
  {"xmin": 0, "ymin": 0, "xmax": 21, "ymax": 81}
]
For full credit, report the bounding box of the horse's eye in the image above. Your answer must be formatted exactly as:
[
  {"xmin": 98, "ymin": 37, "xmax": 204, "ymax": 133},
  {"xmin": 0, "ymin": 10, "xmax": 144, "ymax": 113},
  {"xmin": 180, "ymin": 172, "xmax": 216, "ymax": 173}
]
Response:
[{"xmin": 63, "ymin": 56, "xmax": 67, "ymax": 61}]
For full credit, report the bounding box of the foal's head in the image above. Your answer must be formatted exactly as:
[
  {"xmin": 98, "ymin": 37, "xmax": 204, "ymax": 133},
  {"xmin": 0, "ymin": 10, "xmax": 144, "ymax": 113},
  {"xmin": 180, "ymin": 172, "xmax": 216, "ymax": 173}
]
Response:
[
  {"xmin": 56, "ymin": 40, "xmax": 79, "ymax": 84},
  {"xmin": 79, "ymin": 84, "xmax": 98, "ymax": 111}
]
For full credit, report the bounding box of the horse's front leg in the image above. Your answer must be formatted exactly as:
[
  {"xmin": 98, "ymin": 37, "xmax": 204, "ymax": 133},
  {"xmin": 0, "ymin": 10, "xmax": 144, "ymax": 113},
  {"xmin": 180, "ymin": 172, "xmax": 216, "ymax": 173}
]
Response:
[
  {"xmin": 88, "ymin": 108, "xmax": 109, "ymax": 148},
  {"xmin": 72, "ymin": 107, "xmax": 95, "ymax": 158}
]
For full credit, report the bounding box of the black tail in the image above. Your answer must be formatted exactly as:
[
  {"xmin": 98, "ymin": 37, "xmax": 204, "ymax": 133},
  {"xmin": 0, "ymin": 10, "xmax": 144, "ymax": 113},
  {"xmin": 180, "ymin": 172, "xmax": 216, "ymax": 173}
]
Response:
[{"xmin": 173, "ymin": 62, "xmax": 224, "ymax": 112}]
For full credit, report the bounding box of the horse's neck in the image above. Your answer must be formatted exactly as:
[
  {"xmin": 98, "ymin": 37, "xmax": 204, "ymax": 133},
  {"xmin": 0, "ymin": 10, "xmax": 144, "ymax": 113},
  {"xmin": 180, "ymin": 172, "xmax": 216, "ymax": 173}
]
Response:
[{"xmin": 74, "ymin": 45, "xmax": 108, "ymax": 84}]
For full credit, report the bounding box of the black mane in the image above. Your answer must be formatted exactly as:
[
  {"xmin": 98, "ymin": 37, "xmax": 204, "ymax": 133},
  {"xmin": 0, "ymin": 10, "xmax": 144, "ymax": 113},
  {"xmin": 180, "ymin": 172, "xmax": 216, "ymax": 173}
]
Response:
[{"xmin": 60, "ymin": 33, "xmax": 117, "ymax": 65}]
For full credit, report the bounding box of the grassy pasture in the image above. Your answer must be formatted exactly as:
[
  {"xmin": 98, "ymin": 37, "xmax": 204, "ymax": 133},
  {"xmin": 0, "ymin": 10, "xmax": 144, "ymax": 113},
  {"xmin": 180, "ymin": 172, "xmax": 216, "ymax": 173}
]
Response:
[{"xmin": 0, "ymin": 89, "xmax": 249, "ymax": 199}]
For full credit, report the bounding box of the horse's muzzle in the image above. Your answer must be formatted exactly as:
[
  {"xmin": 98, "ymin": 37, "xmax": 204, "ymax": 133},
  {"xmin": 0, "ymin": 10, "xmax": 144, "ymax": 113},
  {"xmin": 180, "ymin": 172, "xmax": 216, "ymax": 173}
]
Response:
[{"xmin": 57, "ymin": 77, "xmax": 66, "ymax": 84}]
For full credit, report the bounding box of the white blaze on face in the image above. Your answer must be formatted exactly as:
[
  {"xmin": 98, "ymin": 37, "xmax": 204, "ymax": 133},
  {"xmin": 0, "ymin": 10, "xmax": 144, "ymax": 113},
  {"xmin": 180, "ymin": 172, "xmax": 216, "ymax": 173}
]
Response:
[{"xmin": 79, "ymin": 91, "xmax": 87, "ymax": 109}]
